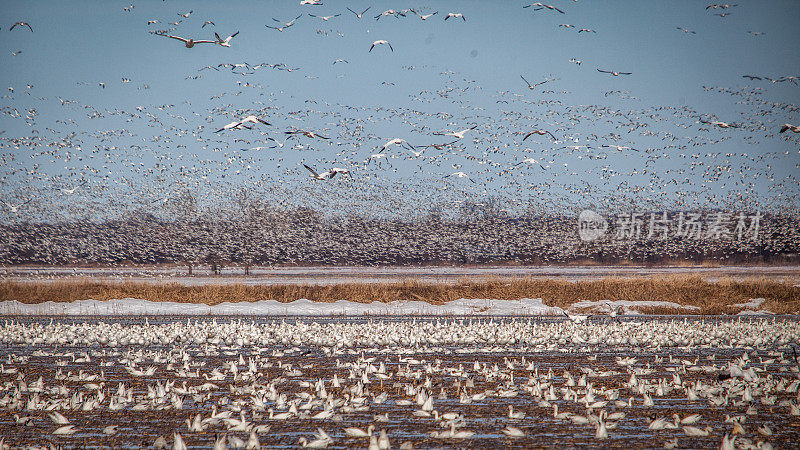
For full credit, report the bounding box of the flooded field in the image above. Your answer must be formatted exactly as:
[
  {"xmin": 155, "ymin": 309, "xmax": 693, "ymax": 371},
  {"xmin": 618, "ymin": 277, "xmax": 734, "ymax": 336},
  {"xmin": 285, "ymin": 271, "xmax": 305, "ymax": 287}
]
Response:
[{"xmin": 1, "ymin": 316, "xmax": 799, "ymax": 448}]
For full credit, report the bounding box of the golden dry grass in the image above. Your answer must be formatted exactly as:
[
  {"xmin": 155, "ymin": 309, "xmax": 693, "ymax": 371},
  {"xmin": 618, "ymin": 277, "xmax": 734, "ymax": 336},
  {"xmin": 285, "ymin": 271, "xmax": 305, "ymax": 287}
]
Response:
[{"xmin": 1, "ymin": 275, "xmax": 798, "ymax": 314}]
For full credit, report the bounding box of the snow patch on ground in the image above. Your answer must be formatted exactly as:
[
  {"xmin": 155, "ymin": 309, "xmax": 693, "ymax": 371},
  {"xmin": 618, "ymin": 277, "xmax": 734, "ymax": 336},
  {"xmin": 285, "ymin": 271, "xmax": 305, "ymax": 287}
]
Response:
[
  {"xmin": 732, "ymin": 298, "xmax": 775, "ymax": 315},
  {"xmin": 732, "ymin": 298, "xmax": 766, "ymax": 309},
  {"xmin": 737, "ymin": 309, "xmax": 775, "ymax": 315},
  {"xmin": 569, "ymin": 299, "xmax": 700, "ymax": 314},
  {"xmin": 0, "ymin": 297, "xmax": 565, "ymax": 316}
]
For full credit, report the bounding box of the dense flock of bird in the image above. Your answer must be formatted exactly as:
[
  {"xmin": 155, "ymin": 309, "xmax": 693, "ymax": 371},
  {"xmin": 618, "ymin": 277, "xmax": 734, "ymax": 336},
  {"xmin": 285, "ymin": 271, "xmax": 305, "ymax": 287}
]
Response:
[
  {"xmin": 1, "ymin": 317, "xmax": 799, "ymax": 447},
  {"xmin": 0, "ymin": 1, "xmax": 798, "ymax": 231},
  {"xmin": 1, "ymin": 207, "xmax": 799, "ymax": 266}
]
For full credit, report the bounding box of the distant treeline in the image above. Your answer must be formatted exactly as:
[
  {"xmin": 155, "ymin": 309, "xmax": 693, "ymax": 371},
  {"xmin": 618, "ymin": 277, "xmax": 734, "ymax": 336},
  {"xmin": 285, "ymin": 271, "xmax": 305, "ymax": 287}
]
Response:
[{"xmin": 1, "ymin": 208, "xmax": 798, "ymax": 267}]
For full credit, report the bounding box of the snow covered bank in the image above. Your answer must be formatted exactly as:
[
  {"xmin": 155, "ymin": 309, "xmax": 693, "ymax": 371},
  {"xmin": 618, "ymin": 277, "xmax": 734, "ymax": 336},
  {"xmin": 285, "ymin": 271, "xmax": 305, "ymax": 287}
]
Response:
[
  {"xmin": 0, "ymin": 297, "xmax": 780, "ymax": 316},
  {"xmin": 569, "ymin": 299, "xmax": 700, "ymax": 314},
  {"xmin": 0, "ymin": 297, "xmax": 565, "ymax": 316}
]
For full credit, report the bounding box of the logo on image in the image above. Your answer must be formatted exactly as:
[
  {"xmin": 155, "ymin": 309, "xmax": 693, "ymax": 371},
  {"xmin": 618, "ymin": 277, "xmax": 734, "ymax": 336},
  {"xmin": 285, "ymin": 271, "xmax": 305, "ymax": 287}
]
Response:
[{"xmin": 578, "ymin": 209, "xmax": 608, "ymax": 242}]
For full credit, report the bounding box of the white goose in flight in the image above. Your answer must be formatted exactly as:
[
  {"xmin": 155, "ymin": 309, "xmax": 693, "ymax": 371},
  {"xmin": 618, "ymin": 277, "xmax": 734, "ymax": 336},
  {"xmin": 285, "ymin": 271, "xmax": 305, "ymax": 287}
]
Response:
[
  {"xmin": 380, "ymin": 138, "xmax": 414, "ymax": 152},
  {"xmin": 521, "ymin": 75, "xmax": 552, "ymax": 89},
  {"xmin": 309, "ymin": 14, "xmax": 341, "ymax": 21},
  {"xmin": 285, "ymin": 129, "xmax": 330, "ymax": 139},
  {"xmin": 3, "ymin": 198, "xmax": 32, "ymax": 213},
  {"xmin": 10, "ymin": 21, "xmax": 33, "ymax": 32},
  {"xmin": 266, "ymin": 16, "xmax": 301, "ymax": 31},
  {"xmin": 436, "ymin": 125, "xmax": 477, "ymax": 139},
  {"xmin": 523, "ymin": 129, "xmax": 557, "ymax": 141},
  {"xmin": 514, "ymin": 157, "xmax": 546, "ymax": 170},
  {"xmin": 601, "ymin": 144, "xmax": 639, "ymax": 151},
  {"xmin": 523, "ymin": 3, "xmax": 565, "ymax": 13},
  {"xmin": 445, "ymin": 171, "xmax": 476, "ymax": 183},
  {"xmin": 215, "ymin": 115, "xmax": 270, "ymax": 133},
  {"xmin": 303, "ymin": 165, "xmax": 349, "ymax": 180},
  {"xmin": 346, "ymin": 7, "xmax": 371, "ymax": 19},
  {"xmin": 154, "ymin": 32, "xmax": 216, "ymax": 48},
  {"xmin": 597, "ymin": 68, "xmax": 632, "ymax": 76},
  {"xmin": 780, "ymin": 124, "xmax": 799, "ymax": 133},
  {"xmin": 445, "ymin": 13, "xmax": 466, "ymax": 21},
  {"xmin": 698, "ymin": 118, "xmax": 739, "ymax": 128},
  {"xmin": 214, "ymin": 31, "xmax": 239, "ymax": 47},
  {"xmin": 60, "ymin": 180, "xmax": 87, "ymax": 195},
  {"xmin": 410, "ymin": 10, "xmax": 438, "ymax": 20},
  {"xmin": 370, "ymin": 40, "xmax": 393, "ymax": 52}
]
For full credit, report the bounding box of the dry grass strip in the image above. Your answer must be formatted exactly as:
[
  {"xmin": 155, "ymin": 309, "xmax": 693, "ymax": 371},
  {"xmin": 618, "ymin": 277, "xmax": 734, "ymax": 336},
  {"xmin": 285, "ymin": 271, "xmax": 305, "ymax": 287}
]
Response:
[{"xmin": 1, "ymin": 275, "xmax": 798, "ymax": 314}]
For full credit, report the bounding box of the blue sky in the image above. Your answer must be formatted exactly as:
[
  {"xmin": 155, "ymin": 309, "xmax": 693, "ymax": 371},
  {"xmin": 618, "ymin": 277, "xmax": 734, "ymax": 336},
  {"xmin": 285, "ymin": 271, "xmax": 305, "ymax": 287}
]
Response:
[{"xmin": 0, "ymin": 1, "xmax": 798, "ymax": 221}]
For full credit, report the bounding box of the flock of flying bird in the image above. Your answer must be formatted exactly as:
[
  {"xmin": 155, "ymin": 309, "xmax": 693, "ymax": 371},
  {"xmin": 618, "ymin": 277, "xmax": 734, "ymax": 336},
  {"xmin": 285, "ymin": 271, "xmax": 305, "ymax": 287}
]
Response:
[{"xmin": 1, "ymin": 2, "xmax": 798, "ymax": 244}]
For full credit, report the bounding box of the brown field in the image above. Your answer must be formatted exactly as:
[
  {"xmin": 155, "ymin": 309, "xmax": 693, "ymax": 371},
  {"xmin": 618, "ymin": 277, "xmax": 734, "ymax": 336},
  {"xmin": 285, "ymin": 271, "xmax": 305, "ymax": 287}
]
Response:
[{"xmin": 1, "ymin": 275, "xmax": 799, "ymax": 314}]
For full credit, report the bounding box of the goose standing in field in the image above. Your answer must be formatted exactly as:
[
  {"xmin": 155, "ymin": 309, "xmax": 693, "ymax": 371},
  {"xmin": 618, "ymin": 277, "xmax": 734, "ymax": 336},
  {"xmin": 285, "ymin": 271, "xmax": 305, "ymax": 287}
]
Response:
[
  {"xmin": 48, "ymin": 412, "xmax": 70, "ymax": 424},
  {"xmin": 503, "ymin": 426, "xmax": 525, "ymax": 437},
  {"xmin": 153, "ymin": 32, "xmax": 216, "ymax": 48},
  {"xmin": 508, "ymin": 405, "xmax": 525, "ymax": 419},
  {"xmin": 299, "ymin": 428, "xmax": 334, "ymax": 448},
  {"xmin": 346, "ymin": 7, "xmax": 371, "ymax": 19},
  {"xmin": 683, "ymin": 425, "xmax": 712, "ymax": 436},
  {"xmin": 345, "ymin": 424, "xmax": 374, "ymax": 437},
  {"xmin": 14, "ymin": 414, "xmax": 34, "ymax": 426},
  {"xmin": 377, "ymin": 430, "xmax": 390, "ymax": 449},
  {"xmin": 370, "ymin": 40, "xmax": 393, "ymax": 52},
  {"xmin": 214, "ymin": 31, "xmax": 239, "ymax": 47},
  {"xmin": 53, "ymin": 425, "xmax": 77, "ymax": 435},
  {"xmin": 173, "ymin": 432, "xmax": 188, "ymax": 450},
  {"xmin": 597, "ymin": 68, "xmax": 632, "ymax": 76}
]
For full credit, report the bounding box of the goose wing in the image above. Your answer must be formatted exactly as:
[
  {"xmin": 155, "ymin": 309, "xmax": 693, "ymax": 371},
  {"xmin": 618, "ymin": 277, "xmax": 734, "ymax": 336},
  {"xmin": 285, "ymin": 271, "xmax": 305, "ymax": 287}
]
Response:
[
  {"xmin": 161, "ymin": 34, "xmax": 190, "ymax": 43},
  {"xmin": 303, "ymin": 164, "xmax": 320, "ymax": 177}
]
